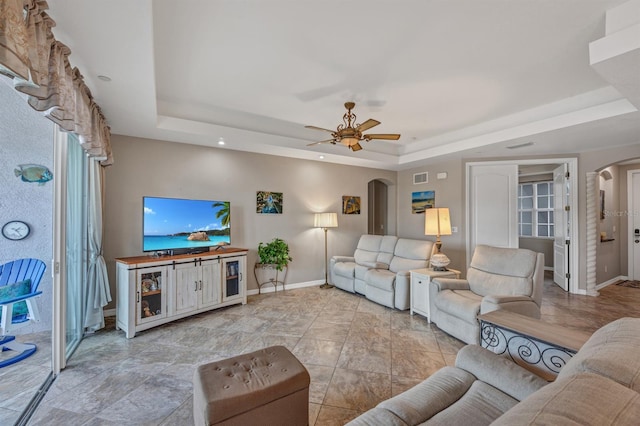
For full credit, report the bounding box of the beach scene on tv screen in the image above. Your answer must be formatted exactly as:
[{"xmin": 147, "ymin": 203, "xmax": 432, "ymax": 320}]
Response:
[{"xmin": 143, "ymin": 197, "xmax": 230, "ymax": 251}]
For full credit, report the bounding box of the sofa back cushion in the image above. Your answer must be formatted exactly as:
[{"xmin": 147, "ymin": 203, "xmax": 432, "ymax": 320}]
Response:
[
  {"xmin": 353, "ymin": 235, "xmax": 384, "ymax": 266},
  {"xmin": 492, "ymin": 372, "xmax": 640, "ymax": 426},
  {"xmin": 353, "ymin": 235, "xmax": 398, "ymax": 269},
  {"xmin": 557, "ymin": 317, "xmax": 640, "ymax": 392},
  {"xmin": 467, "ymin": 245, "xmax": 537, "ymax": 297},
  {"xmin": 376, "ymin": 236, "xmax": 398, "ymax": 266},
  {"xmin": 389, "ymin": 239, "xmax": 434, "ymax": 273}
]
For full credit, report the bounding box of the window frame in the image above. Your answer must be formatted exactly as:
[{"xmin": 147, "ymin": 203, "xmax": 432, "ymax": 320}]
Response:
[{"xmin": 518, "ymin": 181, "xmax": 554, "ymax": 238}]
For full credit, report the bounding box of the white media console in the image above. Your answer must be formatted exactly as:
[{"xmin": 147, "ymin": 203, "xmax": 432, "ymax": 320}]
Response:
[{"xmin": 115, "ymin": 248, "xmax": 248, "ymax": 338}]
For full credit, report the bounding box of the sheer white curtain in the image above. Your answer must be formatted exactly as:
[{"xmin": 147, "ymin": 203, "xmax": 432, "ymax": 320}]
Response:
[
  {"xmin": 84, "ymin": 158, "xmax": 111, "ymax": 331},
  {"xmin": 65, "ymin": 133, "xmax": 85, "ymax": 352}
]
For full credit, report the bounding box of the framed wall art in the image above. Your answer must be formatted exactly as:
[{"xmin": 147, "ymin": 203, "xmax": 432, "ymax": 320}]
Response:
[
  {"xmin": 257, "ymin": 191, "xmax": 283, "ymax": 214},
  {"xmin": 342, "ymin": 196, "xmax": 361, "ymax": 214},
  {"xmin": 412, "ymin": 190, "xmax": 435, "ymax": 214}
]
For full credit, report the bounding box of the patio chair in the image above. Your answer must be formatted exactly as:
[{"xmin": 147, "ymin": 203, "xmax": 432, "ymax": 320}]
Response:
[{"xmin": 0, "ymin": 258, "xmax": 46, "ymax": 368}]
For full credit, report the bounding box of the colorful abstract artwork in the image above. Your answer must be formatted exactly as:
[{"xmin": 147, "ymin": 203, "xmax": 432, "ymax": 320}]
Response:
[
  {"xmin": 257, "ymin": 191, "xmax": 283, "ymax": 214},
  {"xmin": 342, "ymin": 196, "xmax": 361, "ymax": 214}
]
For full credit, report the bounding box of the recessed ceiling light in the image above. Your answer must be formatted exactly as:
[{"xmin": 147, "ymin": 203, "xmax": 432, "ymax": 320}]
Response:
[
  {"xmin": 97, "ymin": 75, "xmax": 111, "ymax": 82},
  {"xmin": 319, "ymin": 155, "xmax": 325, "ymax": 159},
  {"xmin": 218, "ymin": 138, "xmax": 225, "ymax": 145}
]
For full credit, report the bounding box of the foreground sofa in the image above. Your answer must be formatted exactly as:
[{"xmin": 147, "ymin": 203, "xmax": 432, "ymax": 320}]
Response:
[
  {"xmin": 430, "ymin": 244, "xmax": 544, "ymax": 345},
  {"xmin": 348, "ymin": 317, "xmax": 640, "ymax": 425},
  {"xmin": 330, "ymin": 235, "xmax": 435, "ymax": 310}
]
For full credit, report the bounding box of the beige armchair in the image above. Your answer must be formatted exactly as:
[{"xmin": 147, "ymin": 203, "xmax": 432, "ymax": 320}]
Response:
[{"xmin": 429, "ymin": 245, "xmax": 544, "ymax": 344}]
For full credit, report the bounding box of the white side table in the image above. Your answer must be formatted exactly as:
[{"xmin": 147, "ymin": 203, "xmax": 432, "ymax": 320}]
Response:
[{"xmin": 410, "ymin": 268, "xmax": 460, "ymax": 323}]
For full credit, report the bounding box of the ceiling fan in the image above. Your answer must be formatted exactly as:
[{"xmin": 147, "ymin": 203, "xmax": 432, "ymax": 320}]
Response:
[{"xmin": 305, "ymin": 102, "xmax": 400, "ymax": 152}]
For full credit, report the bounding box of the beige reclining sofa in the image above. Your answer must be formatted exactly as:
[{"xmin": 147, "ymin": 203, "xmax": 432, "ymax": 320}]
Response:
[
  {"xmin": 348, "ymin": 317, "xmax": 640, "ymax": 425},
  {"xmin": 330, "ymin": 234, "xmax": 435, "ymax": 310}
]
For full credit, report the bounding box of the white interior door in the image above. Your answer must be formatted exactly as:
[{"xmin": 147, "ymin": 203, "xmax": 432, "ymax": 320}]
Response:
[
  {"xmin": 468, "ymin": 164, "xmax": 518, "ymax": 263},
  {"xmin": 553, "ymin": 164, "xmax": 570, "ymax": 291},
  {"xmin": 629, "ymin": 170, "xmax": 640, "ymax": 281}
]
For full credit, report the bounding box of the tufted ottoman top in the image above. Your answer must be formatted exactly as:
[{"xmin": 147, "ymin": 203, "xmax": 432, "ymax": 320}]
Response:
[{"xmin": 194, "ymin": 345, "xmax": 310, "ymax": 424}]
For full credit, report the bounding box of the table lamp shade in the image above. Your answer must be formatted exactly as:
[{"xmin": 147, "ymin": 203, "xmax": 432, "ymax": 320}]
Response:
[
  {"xmin": 424, "ymin": 208, "xmax": 452, "ymax": 236},
  {"xmin": 314, "ymin": 212, "xmax": 338, "ymax": 228}
]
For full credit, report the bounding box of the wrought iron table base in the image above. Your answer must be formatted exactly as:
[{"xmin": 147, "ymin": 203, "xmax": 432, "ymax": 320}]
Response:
[{"xmin": 480, "ymin": 321, "xmax": 577, "ymax": 381}]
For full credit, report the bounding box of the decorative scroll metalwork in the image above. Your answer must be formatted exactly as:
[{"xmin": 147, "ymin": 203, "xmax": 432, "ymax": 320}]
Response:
[
  {"xmin": 254, "ymin": 264, "xmax": 288, "ymax": 294},
  {"xmin": 481, "ymin": 322, "xmax": 576, "ymax": 377}
]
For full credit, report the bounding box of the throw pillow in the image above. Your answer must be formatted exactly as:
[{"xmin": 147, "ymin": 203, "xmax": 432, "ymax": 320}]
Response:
[{"xmin": 0, "ymin": 279, "xmax": 32, "ymax": 318}]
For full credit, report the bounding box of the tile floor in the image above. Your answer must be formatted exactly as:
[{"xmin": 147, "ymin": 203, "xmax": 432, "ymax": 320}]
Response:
[
  {"xmin": 0, "ymin": 329, "xmax": 51, "ymax": 424},
  {"xmin": 2, "ymin": 275, "xmax": 639, "ymax": 426}
]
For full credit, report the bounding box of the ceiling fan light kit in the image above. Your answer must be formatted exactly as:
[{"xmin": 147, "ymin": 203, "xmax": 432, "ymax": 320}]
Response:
[{"xmin": 306, "ymin": 102, "xmax": 400, "ymax": 151}]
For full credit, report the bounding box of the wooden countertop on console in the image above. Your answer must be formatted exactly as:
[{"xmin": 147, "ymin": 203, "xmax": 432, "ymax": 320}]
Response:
[
  {"xmin": 116, "ymin": 247, "xmax": 248, "ymax": 265},
  {"xmin": 478, "ymin": 310, "xmax": 592, "ymax": 352}
]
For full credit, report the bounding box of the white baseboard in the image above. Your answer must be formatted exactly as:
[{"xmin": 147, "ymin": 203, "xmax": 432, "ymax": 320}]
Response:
[
  {"xmin": 246, "ymin": 280, "xmax": 324, "ymax": 296},
  {"xmin": 104, "ymin": 281, "xmax": 327, "ymax": 317},
  {"xmin": 596, "ymin": 275, "xmax": 627, "ymax": 290}
]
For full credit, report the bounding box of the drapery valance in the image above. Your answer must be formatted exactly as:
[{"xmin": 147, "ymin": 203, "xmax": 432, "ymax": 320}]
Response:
[{"xmin": 0, "ymin": 0, "xmax": 112, "ymax": 165}]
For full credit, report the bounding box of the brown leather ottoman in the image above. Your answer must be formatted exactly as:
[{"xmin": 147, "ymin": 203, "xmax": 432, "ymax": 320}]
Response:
[{"xmin": 193, "ymin": 345, "xmax": 310, "ymax": 426}]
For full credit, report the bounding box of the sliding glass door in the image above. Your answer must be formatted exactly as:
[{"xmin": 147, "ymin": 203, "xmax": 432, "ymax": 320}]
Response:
[
  {"xmin": 64, "ymin": 133, "xmax": 87, "ymax": 357},
  {"xmin": 52, "ymin": 130, "xmax": 88, "ymax": 372}
]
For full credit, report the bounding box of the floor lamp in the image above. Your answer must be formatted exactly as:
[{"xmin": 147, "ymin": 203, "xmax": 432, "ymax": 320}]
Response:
[{"xmin": 314, "ymin": 212, "xmax": 338, "ymax": 289}]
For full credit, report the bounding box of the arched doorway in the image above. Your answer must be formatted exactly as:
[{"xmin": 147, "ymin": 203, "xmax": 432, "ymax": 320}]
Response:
[
  {"xmin": 368, "ymin": 179, "xmax": 388, "ymax": 235},
  {"xmin": 367, "ymin": 179, "xmax": 397, "ymax": 235}
]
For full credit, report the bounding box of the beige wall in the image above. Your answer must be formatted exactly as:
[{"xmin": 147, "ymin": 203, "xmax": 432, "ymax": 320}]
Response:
[
  {"xmin": 519, "ymin": 238, "xmax": 553, "ymax": 268},
  {"xmin": 579, "ymin": 144, "xmax": 640, "ymax": 289},
  {"xmin": 104, "ymin": 134, "xmax": 640, "ymax": 308},
  {"xmin": 103, "ymin": 135, "xmax": 396, "ymax": 308},
  {"xmin": 399, "ymin": 147, "xmax": 640, "ymax": 290},
  {"xmin": 396, "ymin": 158, "xmax": 467, "ymax": 276}
]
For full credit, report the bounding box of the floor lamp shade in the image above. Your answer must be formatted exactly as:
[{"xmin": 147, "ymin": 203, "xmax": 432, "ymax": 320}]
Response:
[
  {"xmin": 315, "ymin": 212, "xmax": 337, "ymax": 289},
  {"xmin": 314, "ymin": 212, "xmax": 338, "ymax": 228}
]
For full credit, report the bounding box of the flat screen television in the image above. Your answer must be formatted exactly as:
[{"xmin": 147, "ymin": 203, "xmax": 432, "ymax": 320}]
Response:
[{"xmin": 142, "ymin": 196, "xmax": 230, "ymax": 253}]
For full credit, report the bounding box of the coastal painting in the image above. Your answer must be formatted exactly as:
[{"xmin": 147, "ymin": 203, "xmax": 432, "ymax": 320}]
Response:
[
  {"xmin": 342, "ymin": 196, "xmax": 361, "ymax": 214},
  {"xmin": 412, "ymin": 190, "xmax": 435, "ymax": 214},
  {"xmin": 257, "ymin": 191, "xmax": 283, "ymax": 214}
]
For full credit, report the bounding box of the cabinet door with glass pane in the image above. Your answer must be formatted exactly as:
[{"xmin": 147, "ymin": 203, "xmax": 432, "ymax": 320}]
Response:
[
  {"xmin": 222, "ymin": 256, "xmax": 245, "ymax": 302},
  {"xmin": 137, "ymin": 266, "xmax": 167, "ymax": 324}
]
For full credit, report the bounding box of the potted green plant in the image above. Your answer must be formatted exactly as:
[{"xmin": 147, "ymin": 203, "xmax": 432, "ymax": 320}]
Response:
[
  {"xmin": 257, "ymin": 238, "xmax": 292, "ymax": 270},
  {"xmin": 255, "ymin": 238, "xmax": 292, "ymax": 293}
]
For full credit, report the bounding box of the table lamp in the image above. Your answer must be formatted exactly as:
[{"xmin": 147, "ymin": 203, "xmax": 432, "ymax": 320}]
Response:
[{"xmin": 425, "ymin": 208, "xmax": 452, "ymax": 271}]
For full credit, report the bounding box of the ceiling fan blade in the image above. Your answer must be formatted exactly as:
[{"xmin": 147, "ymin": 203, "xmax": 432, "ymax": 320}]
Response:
[
  {"xmin": 306, "ymin": 139, "xmax": 336, "ymax": 146},
  {"xmin": 350, "ymin": 143, "xmax": 363, "ymax": 152},
  {"xmin": 364, "ymin": 133, "xmax": 401, "ymax": 141},
  {"xmin": 305, "ymin": 125, "xmax": 335, "ymax": 133},
  {"xmin": 356, "ymin": 119, "xmax": 380, "ymax": 132}
]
